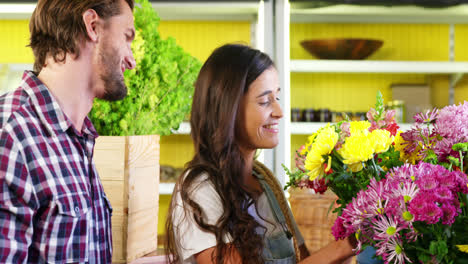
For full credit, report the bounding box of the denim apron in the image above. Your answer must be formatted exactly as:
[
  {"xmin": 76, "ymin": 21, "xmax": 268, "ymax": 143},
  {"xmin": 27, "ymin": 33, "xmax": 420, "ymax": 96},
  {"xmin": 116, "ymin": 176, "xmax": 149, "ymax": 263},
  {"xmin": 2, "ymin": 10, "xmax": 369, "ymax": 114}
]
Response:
[
  {"xmin": 252, "ymin": 170, "xmax": 298, "ymax": 264},
  {"xmin": 356, "ymin": 246, "xmax": 384, "ymax": 264}
]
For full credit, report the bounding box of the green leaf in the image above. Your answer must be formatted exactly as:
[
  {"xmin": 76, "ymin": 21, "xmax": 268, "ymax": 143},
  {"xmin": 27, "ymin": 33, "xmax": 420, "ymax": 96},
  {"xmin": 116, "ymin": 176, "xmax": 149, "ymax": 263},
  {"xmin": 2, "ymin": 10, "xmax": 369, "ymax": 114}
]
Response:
[
  {"xmin": 418, "ymin": 253, "xmax": 431, "ymax": 263},
  {"xmin": 429, "ymin": 240, "xmax": 448, "ymax": 258},
  {"xmin": 453, "ymin": 142, "xmax": 468, "ymax": 152}
]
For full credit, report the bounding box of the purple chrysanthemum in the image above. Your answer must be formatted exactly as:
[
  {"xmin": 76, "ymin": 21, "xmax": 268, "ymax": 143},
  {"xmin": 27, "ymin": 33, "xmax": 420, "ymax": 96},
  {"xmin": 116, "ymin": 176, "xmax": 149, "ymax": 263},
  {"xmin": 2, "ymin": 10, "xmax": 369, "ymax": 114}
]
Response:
[
  {"xmin": 415, "ymin": 177, "xmax": 438, "ymax": 191},
  {"xmin": 435, "ymin": 101, "xmax": 468, "ymax": 142},
  {"xmin": 453, "ymin": 170, "xmax": 468, "ymax": 194},
  {"xmin": 413, "ymin": 108, "xmax": 438, "ymax": 124},
  {"xmin": 412, "ymin": 200, "xmax": 443, "ymax": 224},
  {"xmin": 332, "ymin": 162, "xmax": 466, "ymax": 264},
  {"xmin": 441, "ymin": 203, "xmax": 460, "ymax": 225},
  {"xmin": 433, "ymin": 187, "xmax": 454, "ymax": 203},
  {"xmin": 433, "ymin": 101, "xmax": 468, "ymax": 159},
  {"xmin": 332, "ymin": 216, "xmax": 348, "ymax": 240}
]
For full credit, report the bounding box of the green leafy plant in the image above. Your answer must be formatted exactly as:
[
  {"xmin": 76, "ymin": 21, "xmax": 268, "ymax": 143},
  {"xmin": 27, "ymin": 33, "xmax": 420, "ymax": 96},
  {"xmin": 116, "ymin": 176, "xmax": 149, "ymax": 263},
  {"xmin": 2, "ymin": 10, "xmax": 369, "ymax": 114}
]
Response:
[{"xmin": 90, "ymin": 0, "xmax": 202, "ymax": 135}]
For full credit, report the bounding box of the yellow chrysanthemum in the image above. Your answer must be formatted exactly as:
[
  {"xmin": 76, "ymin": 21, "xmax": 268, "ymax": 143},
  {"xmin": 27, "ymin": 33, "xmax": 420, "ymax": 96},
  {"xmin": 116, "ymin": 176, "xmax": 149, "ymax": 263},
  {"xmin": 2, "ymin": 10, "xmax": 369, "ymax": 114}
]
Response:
[
  {"xmin": 301, "ymin": 133, "xmax": 317, "ymax": 155},
  {"xmin": 370, "ymin": 129, "xmax": 394, "ymax": 154},
  {"xmin": 338, "ymin": 132, "xmax": 374, "ymax": 164},
  {"xmin": 393, "ymin": 131, "xmax": 406, "ymax": 156},
  {"xmin": 350, "ymin": 121, "xmax": 371, "ymax": 135},
  {"xmin": 348, "ymin": 162, "xmax": 364, "ymax": 172},
  {"xmin": 305, "ymin": 151, "xmax": 326, "ymax": 180},
  {"xmin": 304, "ymin": 125, "xmax": 339, "ymax": 181},
  {"xmin": 456, "ymin": 245, "xmax": 468, "ymax": 253}
]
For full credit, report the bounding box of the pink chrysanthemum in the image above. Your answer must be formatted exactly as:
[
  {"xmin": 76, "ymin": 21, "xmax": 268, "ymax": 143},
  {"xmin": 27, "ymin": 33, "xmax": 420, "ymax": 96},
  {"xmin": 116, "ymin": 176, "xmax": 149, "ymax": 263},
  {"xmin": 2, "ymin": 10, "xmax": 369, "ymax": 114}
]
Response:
[
  {"xmin": 332, "ymin": 217, "xmax": 348, "ymax": 241},
  {"xmin": 435, "ymin": 101, "xmax": 468, "ymax": 142},
  {"xmin": 415, "ymin": 176, "xmax": 438, "ymax": 191},
  {"xmin": 453, "ymin": 170, "xmax": 468, "ymax": 194},
  {"xmin": 412, "ymin": 108, "xmax": 438, "ymax": 124},
  {"xmin": 441, "ymin": 203, "xmax": 460, "ymax": 225},
  {"xmin": 377, "ymin": 236, "xmax": 412, "ymax": 264},
  {"xmin": 415, "ymin": 202, "xmax": 443, "ymax": 224},
  {"xmin": 433, "ymin": 101, "xmax": 468, "ymax": 159},
  {"xmin": 373, "ymin": 215, "xmax": 404, "ymax": 241},
  {"xmin": 433, "ymin": 187, "xmax": 454, "ymax": 203},
  {"xmin": 332, "ymin": 162, "xmax": 466, "ymax": 264}
]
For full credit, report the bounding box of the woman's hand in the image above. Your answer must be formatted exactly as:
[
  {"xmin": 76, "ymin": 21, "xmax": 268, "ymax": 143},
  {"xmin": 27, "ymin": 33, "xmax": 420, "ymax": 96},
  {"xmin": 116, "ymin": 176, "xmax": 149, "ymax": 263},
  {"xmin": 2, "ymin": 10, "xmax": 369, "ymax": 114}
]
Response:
[
  {"xmin": 299, "ymin": 236, "xmax": 356, "ymax": 264},
  {"xmin": 195, "ymin": 244, "xmax": 242, "ymax": 264}
]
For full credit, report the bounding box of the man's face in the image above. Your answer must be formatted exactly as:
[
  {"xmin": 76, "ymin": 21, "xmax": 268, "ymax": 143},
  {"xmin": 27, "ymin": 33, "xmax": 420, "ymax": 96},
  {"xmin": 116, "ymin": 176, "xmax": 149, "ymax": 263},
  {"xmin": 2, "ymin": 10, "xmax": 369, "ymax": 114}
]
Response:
[{"xmin": 96, "ymin": 0, "xmax": 135, "ymax": 101}]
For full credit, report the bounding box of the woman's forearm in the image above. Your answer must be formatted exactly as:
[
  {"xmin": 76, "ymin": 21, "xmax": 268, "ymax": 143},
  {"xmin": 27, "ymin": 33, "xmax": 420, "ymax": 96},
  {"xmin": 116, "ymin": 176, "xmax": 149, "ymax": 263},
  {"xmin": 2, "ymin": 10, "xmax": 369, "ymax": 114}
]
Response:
[{"xmin": 299, "ymin": 237, "xmax": 355, "ymax": 264}]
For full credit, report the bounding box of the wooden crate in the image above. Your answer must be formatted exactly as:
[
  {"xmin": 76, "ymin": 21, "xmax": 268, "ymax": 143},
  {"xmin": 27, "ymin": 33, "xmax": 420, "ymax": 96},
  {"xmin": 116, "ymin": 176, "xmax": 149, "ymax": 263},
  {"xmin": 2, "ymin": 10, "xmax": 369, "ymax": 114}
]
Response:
[{"xmin": 94, "ymin": 135, "xmax": 160, "ymax": 263}]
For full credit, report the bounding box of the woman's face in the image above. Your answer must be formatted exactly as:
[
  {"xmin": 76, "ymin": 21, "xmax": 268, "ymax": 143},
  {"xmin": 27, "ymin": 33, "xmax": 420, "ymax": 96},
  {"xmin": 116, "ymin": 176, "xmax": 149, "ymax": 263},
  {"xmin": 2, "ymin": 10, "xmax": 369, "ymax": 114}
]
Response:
[{"xmin": 237, "ymin": 67, "xmax": 283, "ymax": 153}]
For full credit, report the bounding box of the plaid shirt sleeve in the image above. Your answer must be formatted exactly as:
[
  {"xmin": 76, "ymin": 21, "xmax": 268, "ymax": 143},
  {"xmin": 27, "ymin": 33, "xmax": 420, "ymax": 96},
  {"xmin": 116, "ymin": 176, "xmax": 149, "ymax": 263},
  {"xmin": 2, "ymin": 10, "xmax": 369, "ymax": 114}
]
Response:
[{"xmin": 0, "ymin": 128, "xmax": 38, "ymax": 264}]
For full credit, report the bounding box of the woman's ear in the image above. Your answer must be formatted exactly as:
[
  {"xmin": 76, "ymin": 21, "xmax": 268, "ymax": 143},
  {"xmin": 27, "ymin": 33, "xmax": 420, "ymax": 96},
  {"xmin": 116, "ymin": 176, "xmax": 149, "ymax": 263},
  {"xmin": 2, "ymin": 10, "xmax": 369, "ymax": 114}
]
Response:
[{"xmin": 82, "ymin": 9, "xmax": 100, "ymax": 42}]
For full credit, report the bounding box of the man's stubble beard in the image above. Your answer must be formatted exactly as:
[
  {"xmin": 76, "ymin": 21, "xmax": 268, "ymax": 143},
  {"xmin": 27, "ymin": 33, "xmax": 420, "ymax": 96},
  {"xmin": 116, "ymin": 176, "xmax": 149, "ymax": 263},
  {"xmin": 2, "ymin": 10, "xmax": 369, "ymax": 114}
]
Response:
[{"xmin": 98, "ymin": 43, "xmax": 128, "ymax": 102}]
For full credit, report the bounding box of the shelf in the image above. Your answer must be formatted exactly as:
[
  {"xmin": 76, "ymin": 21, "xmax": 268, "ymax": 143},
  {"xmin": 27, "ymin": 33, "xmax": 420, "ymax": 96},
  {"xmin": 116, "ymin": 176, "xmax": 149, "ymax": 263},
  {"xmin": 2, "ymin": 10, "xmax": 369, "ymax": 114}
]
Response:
[
  {"xmin": 289, "ymin": 4, "xmax": 468, "ymax": 24},
  {"xmin": 291, "ymin": 122, "xmax": 414, "ymax": 135},
  {"xmin": 2, "ymin": 64, "xmax": 32, "ymax": 72},
  {"xmin": 171, "ymin": 121, "xmax": 417, "ymax": 136},
  {"xmin": 160, "ymin": 182, "xmax": 175, "ymax": 195},
  {"xmin": 290, "ymin": 60, "xmax": 468, "ymax": 74},
  {"xmin": 0, "ymin": 64, "xmax": 33, "ymax": 94}
]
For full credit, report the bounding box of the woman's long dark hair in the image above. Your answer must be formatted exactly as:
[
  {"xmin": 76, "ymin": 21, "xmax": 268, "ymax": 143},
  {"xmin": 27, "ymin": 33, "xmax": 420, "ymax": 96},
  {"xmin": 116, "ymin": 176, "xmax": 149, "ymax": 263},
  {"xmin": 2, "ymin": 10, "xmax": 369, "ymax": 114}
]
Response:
[{"xmin": 165, "ymin": 44, "xmax": 274, "ymax": 264}]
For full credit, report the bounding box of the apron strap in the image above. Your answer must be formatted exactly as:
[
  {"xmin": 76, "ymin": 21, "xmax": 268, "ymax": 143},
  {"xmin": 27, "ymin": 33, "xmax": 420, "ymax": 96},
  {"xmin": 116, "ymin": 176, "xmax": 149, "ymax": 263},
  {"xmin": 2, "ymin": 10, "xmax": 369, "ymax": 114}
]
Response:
[{"xmin": 252, "ymin": 170, "xmax": 293, "ymax": 239}]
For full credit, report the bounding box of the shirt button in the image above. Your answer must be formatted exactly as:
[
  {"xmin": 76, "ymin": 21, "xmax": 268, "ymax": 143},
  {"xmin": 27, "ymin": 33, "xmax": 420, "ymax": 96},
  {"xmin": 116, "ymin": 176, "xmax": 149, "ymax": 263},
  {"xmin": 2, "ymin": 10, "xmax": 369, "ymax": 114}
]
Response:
[{"xmin": 74, "ymin": 207, "xmax": 80, "ymax": 213}]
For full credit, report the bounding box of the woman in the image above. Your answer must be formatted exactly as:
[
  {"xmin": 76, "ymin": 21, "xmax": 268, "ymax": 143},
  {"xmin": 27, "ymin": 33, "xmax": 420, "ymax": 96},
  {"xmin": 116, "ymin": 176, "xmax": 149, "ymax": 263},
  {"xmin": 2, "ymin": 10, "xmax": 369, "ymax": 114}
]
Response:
[{"xmin": 165, "ymin": 44, "xmax": 355, "ymax": 264}]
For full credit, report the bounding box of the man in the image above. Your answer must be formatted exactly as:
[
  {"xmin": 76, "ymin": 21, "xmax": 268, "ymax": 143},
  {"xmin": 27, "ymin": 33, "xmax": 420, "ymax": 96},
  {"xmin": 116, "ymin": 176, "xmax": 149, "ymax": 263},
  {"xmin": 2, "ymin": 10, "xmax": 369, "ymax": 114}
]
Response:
[{"xmin": 0, "ymin": 0, "xmax": 135, "ymax": 262}]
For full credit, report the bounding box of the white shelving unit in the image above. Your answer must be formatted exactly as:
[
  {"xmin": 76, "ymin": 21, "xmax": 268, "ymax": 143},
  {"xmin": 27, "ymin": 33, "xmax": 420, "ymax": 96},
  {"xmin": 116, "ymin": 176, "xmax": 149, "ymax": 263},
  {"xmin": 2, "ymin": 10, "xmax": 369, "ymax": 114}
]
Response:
[
  {"xmin": 160, "ymin": 183, "xmax": 176, "ymax": 195},
  {"xmin": 290, "ymin": 60, "xmax": 468, "ymax": 74},
  {"xmin": 0, "ymin": 64, "xmax": 32, "ymax": 94},
  {"xmin": 273, "ymin": 0, "xmax": 468, "ymax": 187}
]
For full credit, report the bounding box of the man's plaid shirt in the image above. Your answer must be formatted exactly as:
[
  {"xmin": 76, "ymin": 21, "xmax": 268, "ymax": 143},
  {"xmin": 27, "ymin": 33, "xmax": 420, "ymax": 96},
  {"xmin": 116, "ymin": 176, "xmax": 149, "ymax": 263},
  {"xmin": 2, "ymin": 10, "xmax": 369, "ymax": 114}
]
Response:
[{"xmin": 0, "ymin": 71, "xmax": 113, "ymax": 263}]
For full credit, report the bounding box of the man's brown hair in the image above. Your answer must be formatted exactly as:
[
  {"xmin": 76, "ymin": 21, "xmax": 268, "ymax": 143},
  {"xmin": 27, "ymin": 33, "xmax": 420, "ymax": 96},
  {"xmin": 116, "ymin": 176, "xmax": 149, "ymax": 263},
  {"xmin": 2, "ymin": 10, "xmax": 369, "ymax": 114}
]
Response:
[{"xmin": 29, "ymin": 0, "xmax": 134, "ymax": 72}]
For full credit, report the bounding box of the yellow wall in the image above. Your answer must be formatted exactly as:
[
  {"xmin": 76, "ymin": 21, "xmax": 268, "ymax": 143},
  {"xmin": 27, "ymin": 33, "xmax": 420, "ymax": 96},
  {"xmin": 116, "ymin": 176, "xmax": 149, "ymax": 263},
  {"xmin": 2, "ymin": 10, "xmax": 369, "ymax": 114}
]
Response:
[
  {"xmin": 158, "ymin": 21, "xmax": 251, "ymax": 62},
  {"xmin": 0, "ymin": 20, "xmax": 33, "ymax": 63}
]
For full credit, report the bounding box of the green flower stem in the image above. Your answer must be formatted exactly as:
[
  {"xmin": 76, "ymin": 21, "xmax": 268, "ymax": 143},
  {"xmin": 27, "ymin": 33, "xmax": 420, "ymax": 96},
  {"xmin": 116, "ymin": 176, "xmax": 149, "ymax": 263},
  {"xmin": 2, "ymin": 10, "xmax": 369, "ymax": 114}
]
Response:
[
  {"xmin": 371, "ymin": 157, "xmax": 381, "ymax": 181},
  {"xmin": 407, "ymin": 244, "xmax": 432, "ymax": 255},
  {"xmin": 459, "ymin": 150, "xmax": 464, "ymax": 172},
  {"xmin": 461, "ymin": 193, "xmax": 468, "ymax": 216},
  {"xmin": 359, "ymin": 230, "xmax": 377, "ymax": 245}
]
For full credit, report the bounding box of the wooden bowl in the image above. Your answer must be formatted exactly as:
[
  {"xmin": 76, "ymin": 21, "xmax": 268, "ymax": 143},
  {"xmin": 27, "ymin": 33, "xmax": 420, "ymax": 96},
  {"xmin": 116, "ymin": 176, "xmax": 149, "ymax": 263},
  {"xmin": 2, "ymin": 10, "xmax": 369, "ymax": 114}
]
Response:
[{"xmin": 300, "ymin": 38, "xmax": 383, "ymax": 60}]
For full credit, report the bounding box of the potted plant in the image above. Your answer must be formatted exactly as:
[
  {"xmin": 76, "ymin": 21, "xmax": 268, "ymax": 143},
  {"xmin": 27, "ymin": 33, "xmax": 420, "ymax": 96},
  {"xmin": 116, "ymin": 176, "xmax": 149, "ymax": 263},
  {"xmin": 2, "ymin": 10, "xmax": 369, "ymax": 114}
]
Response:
[{"xmin": 89, "ymin": 0, "xmax": 201, "ymax": 262}]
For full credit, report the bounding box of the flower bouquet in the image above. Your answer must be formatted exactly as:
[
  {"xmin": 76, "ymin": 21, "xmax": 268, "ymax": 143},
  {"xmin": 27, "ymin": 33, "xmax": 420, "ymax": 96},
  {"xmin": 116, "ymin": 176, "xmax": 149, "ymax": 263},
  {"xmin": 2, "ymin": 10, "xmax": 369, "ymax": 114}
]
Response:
[
  {"xmin": 284, "ymin": 94, "xmax": 468, "ymax": 263},
  {"xmin": 284, "ymin": 92, "xmax": 402, "ymax": 214},
  {"xmin": 334, "ymin": 162, "xmax": 468, "ymax": 263}
]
